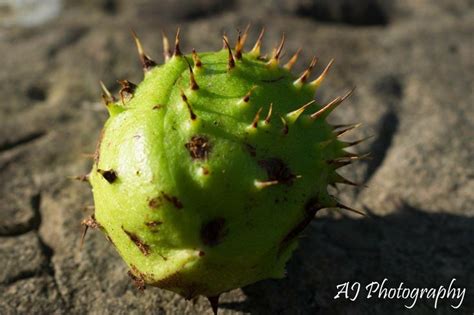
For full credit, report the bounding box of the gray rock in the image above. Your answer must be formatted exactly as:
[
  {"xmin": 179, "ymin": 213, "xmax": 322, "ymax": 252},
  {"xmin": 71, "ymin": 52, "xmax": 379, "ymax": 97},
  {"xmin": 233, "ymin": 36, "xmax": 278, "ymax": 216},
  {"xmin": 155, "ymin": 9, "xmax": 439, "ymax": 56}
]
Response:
[{"xmin": 0, "ymin": 232, "xmax": 46, "ymax": 284}]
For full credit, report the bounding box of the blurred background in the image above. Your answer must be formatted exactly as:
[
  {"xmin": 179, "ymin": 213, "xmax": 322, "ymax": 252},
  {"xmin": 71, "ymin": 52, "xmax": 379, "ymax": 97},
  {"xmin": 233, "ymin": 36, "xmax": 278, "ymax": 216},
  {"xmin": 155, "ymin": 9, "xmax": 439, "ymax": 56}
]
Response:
[{"xmin": 0, "ymin": 0, "xmax": 473, "ymax": 314}]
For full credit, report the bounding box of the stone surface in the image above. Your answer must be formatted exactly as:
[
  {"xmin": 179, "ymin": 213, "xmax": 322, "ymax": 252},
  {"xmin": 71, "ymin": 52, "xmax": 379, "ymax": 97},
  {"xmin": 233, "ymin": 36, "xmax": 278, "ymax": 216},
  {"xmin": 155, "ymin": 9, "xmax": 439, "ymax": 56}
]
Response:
[{"xmin": 0, "ymin": 0, "xmax": 472, "ymax": 314}]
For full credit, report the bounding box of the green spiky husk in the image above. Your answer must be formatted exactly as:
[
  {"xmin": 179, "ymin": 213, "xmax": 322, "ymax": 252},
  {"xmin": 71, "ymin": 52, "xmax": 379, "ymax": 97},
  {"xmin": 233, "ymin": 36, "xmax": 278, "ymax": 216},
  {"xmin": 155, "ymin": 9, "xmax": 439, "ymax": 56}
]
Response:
[{"xmin": 88, "ymin": 34, "xmax": 356, "ymax": 299}]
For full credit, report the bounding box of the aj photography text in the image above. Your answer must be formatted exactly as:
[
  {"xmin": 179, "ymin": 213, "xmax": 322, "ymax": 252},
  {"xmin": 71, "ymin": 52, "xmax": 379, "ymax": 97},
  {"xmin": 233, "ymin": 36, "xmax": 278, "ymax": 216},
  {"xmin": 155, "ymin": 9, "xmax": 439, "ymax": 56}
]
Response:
[{"xmin": 333, "ymin": 278, "xmax": 466, "ymax": 310}]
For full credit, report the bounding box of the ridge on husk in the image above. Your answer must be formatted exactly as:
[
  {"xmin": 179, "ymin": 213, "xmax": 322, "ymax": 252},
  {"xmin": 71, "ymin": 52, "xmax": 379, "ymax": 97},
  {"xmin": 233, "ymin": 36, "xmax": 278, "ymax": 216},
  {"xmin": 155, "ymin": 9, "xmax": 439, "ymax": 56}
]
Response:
[{"xmin": 78, "ymin": 26, "xmax": 369, "ymax": 314}]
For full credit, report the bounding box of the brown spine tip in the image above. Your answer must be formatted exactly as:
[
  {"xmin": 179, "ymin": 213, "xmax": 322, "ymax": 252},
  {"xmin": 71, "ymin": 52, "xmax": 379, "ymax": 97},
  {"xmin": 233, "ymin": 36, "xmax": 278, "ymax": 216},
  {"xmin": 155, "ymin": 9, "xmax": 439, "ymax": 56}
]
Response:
[
  {"xmin": 250, "ymin": 27, "xmax": 265, "ymax": 56},
  {"xmin": 280, "ymin": 116, "xmax": 289, "ymax": 135},
  {"xmin": 336, "ymin": 202, "xmax": 366, "ymax": 216},
  {"xmin": 162, "ymin": 31, "xmax": 171, "ymax": 62},
  {"xmin": 284, "ymin": 48, "xmax": 302, "ymax": 70},
  {"xmin": 294, "ymin": 56, "xmax": 318, "ymax": 86},
  {"xmin": 180, "ymin": 91, "xmax": 197, "ymax": 120},
  {"xmin": 343, "ymin": 135, "xmax": 375, "ymax": 148},
  {"xmin": 264, "ymin": 103, "xmax": 273, "ymax": 124},
  {"xmin": 98, "ymin": 169, "xmax": 117, "ymax": 183},
  {"xmin": 80, "ymin": 215, "xmax": 100, "ymax": 249},
  {"xmin": 99, "ymin": 81, "xmax": 115, "ymax": 105},
  {"xmin": 131, "ymin": 30, "xmax": 156, "ymax": 72},
  {"xmin": 173, "ymin": 27, "xmax": 182, "ymax": 57},
  {"xmin": 117, "ymin": 80, "xmax": 137, "ymax": 105},
  {"xmin": 222, "ymin": 35, "xmax": 235, "ymax": 70},
  {"xmin": 192, "ymin": 49, "xmax": 202, "ymax": 68},
  {"xmin": 235, "ymin": 23, "xmax": 251, "ymax": 59},
  {"xmin": 240, "ymin": 86, "xmax": 256, "ymax": 104},
  {"xmin": 235, "ymin": 30, "xmax": 243, "ymax": 60},
  {"xmin": 71, "ymin": 174, "xmax": 90, "ymax": 182},
  {"xmin": 310, "ymin": 87, "xmax": 355, "ymax": 120},
  {"xmin": 251, "ymin": 107, "xmax": 263, "ymax": 128},
  {"xmin": 268, "ymin": 33, "xmax": 285, "ymax": 66},
  {"xmin": 207, "ymin": 295, "xmax": 220, "ymax": 315},
  {"xmin": 333, "ymin": 174, "xmax": 366, "ymax": 187},
  {"xmin": 310, "ymin": 58, "xmax": 335, "ymax": 90},
  {"xmin": 184, "ymin": 57, "xmax": 199, "ymax": 90},
  {"xmin": 335, "ymin": 123, "xmax": 363, "ymax": 137},
  {"xmin": 326, "ymin": 152, "xmax": 371, "ymax": 166},
  {"xmin": 243, "ymin": 92, "xmax": 251, "ymax": 103}
]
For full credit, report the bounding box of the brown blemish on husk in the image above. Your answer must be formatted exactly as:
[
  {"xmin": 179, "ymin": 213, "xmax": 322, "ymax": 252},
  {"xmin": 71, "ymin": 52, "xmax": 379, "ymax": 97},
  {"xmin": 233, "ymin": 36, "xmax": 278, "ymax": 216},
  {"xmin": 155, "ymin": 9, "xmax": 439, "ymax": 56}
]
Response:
[
  {"xmin": 118, "ymin": 80, "xmax": 136, "ymax": 104},
  {"xmin": 145, "ymin": 221, "xmax": 162, "ymax": 228},
  {"xmin": 200, "ymin": 217, "xmax": 227, "ymax": 246},
  {"xmin": 244, "ymin": 143, "xmax": 257, "ymax": 157},
  {"xmin": 122, "ymin": 226, "xmax": 151, "ymax": 256},
  {"xmin": 93, "ymin": 129, "xmax": 105, "ymax": 166},
  {"xmin": 258, "ymin": 158, "xmax": 295, "ymax": 185},
  {"xmin": 260, "ymin": 75, "xmax": 285, "ymax": 83},
  {"xmin": 161, "ymin": 192, "xmax": 183, "ymax": 209},
  {"xmin": 97, "ymin": 169, "xmax": 117, "ymax": 183},
  {"xmin": 148, "ymin": 196, "xmax": 163, "ymax": 209},
  {"xmin": 185, "ymin": 135, "xmax": 211, "ymax": 160},
  {"xmin": 105, "ymin": 234, "xmax": 116, "ymax": 247},
  {"xmin": 278, "ymin": 197, "xmax": 324, "ymax": 256},
  {"xmin": 128, "ymin": 264, "xmax": 146, "ymax": 291},
  {"xmin": 149, "ymin": 192, "xmax": 183, "ymax": 209}
]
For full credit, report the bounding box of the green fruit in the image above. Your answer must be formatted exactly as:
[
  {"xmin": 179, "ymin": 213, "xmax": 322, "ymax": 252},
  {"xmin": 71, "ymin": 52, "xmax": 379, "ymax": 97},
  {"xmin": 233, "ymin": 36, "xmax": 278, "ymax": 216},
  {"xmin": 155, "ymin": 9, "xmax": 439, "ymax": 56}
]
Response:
[{"xmin": 81, "ymin": 27, "xmax": 366, "ymax": 313}]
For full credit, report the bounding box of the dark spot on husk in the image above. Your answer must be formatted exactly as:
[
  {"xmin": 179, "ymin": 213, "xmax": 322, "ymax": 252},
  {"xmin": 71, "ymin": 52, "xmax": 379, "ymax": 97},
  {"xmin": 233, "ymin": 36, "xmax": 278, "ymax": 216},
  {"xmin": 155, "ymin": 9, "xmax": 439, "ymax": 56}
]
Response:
[
  {"xmin": 98, "ymin": 169, "xmax": 117, "ymax": 183},
  {"xmin": 201, "ymin": 217, "xmax": 227, "ymax": 246},
  {"xmin": 161, "ymin": 192, "xmax": 183, "ymax": 209},
  {"xmin": 185, "ymin": 135, "xmax": 211, "ymax": 160},
  {"xmin": 148, "ymin": 196, "xmax": 163, "ymax": 209},
  {"xmin": 118, "ymin": 80, "xmax": 137, "ymax": 103},
  {"xmin": 198, "ymin": 251, "xmax": 205, "ymax": 256},
  {"xmin": 202, "ymin": 167, "xmax": 210, "ymax": 175},
  {"xmin": 105, "ymin": 234, "xmax": 116, "ymax": 247},
  {"xmin": 122, "ymin": 226, "xmax": 151, "ymax": 256},
  {"xmin": 278, "ymin": 197, "xmax": 324, "ymax": 256},
  {"xmin": 244, "ymin": 143, "xmax": 256, "ymax": 157},
  {"xmin": 128, "ymin": 265, "xmax": 146, "ymax": 291},
  {"xmin": 258, "ymin": 158, "xmax": 295, "ymax": 185},
  {"xmin": 281, "ymin": 120, "xmax": 289, "ymax": 135},
  {"xmin": 153, "ymin": 104, "xmax": 164, "ymax": 110},
  {"xmin": 260, "ymin": 75, "xmax": 285, "ymax": 83},
  {"xmin": 145, "ymin": 221, "xmax": 162, "ymax": 228},
  {"xmin": 149, "ymin": 192, "xmax": 183, "ymax": 209}
]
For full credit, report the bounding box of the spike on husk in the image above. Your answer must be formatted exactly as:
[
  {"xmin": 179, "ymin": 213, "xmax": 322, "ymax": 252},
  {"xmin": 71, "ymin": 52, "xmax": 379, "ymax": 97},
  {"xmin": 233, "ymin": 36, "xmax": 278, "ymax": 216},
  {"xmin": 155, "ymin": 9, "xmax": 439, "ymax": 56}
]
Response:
[
  {"xmin": 284, "ymin": 48, "xmax": 302, "ymax": 70},
  {"xmin": 250, "ymin": 27, "xmax": 265, "ymax": 56},
  {"xmin": 131, "ymin": 30, "xmax": 157, "ymax": 72},
  {"xmin": 293, "ymin": 56, "xmax": 318, "ymax": 87},
  {"xmin": 309, "ymin": 58, "xmax": 334, "ymax": 91},
  {"xmin": 267, "ymin": 33, "xmax": 285, "ymax": 67}
]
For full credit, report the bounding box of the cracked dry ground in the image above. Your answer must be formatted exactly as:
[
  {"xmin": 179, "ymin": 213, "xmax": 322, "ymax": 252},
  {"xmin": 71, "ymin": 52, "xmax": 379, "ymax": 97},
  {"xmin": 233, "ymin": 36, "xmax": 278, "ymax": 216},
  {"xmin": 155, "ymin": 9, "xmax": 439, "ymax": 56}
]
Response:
[{"xmin": 0, "ymin": 1, "xmax": 473, "ymax": 314}]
